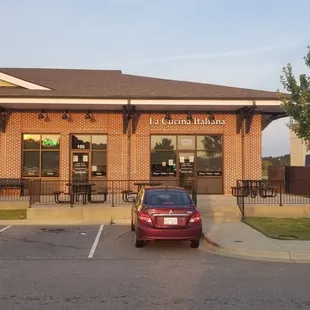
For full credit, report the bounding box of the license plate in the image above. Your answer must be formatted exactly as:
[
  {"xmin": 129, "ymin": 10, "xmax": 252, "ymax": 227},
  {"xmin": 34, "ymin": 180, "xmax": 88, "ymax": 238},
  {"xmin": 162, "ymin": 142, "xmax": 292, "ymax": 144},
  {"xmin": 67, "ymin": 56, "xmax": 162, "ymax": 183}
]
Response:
[{"xmin": 164, "ymin": 217, "xmax": 178, "ymax": 225}]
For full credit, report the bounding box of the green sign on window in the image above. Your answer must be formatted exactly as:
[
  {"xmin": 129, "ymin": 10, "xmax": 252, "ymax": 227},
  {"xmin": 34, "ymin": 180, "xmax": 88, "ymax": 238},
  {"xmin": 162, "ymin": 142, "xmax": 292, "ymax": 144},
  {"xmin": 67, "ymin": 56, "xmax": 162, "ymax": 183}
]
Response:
[{"xmin": 42, "ymin": 138, "xmax": 59, "ymax": 148}]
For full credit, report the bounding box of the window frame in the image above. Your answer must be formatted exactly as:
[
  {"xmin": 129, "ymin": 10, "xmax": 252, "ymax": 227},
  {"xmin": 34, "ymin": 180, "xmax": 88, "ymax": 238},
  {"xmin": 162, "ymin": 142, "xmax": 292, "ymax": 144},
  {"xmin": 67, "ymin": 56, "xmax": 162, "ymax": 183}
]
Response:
[
  {"xmin": 70, "ymin": 133, "xmax": 108, "ymax": 180},
  {"xmin": 150, "ymin": 134, "xmax": 223, "ymax": 178},
  {"xmin": 21, "ymin": 133, "xmax": 61, "ymax": 179},
  {"xmin": 150, "ymin": 135, "xmax": 177, "ymax": 177},
  {"xmin": 196, "ymin": 135, "xmax": 223, "ymax": 176}
]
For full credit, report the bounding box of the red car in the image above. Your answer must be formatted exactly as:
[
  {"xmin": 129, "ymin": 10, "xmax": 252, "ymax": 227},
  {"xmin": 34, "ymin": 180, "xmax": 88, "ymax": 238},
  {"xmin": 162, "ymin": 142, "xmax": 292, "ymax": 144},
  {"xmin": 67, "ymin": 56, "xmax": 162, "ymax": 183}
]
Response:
[{"xmin": 131, "ymin": 186, "xmax": 202, "ymax": 248}]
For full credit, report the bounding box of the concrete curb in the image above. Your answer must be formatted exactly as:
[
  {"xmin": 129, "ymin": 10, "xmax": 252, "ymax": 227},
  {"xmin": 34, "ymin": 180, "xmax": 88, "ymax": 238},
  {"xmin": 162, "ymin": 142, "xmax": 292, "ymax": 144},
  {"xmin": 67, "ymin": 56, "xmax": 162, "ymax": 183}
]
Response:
[
  {"xmin": 202, "ymin": 231, "xmax": 221, "ymax": 248},
  {"xmin": 202, "ymin": 231, "xmax": 310, "ymax": 264}
]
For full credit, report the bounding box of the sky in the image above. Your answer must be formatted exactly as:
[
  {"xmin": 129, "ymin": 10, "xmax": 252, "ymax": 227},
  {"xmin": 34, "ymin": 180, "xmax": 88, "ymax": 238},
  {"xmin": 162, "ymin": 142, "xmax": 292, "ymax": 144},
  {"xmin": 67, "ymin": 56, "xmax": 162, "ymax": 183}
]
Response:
[{"xmin": 1, "ymin": 0, "xmax": 310, "ymax": 156}]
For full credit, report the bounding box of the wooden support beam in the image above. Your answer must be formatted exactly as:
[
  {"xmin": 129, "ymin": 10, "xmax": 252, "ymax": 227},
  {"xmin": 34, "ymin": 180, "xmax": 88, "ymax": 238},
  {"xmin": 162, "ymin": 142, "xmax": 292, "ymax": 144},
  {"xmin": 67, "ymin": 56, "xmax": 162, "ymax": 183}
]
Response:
[
  {"xmin": 245, "ymin": 106, "xmax": 257, "ymax": 134},
  {"xmin": 236, "ymin": 107, "xmax": 247, "ymax": 134},
  {"xmin": 0, "ymin": 107, "xmax": 8, "ymax": 133},
  {"xmin": 131, "ymin": 106, "xmax": 141, "ymax": 134},
  {"xmin": 236, "ymin": 106, "xmax": 257, "ymax": 134},
  {"xmin": 123, "ymin": 103, "xmax": 140, "ymax": 134}
]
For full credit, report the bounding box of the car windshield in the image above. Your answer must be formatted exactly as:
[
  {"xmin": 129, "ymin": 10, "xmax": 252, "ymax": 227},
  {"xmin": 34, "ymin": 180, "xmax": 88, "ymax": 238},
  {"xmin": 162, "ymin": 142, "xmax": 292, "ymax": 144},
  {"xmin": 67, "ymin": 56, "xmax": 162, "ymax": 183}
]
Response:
[{"xmin": 144, "ymin": 189, "xmax": 192, "ymax": 206}]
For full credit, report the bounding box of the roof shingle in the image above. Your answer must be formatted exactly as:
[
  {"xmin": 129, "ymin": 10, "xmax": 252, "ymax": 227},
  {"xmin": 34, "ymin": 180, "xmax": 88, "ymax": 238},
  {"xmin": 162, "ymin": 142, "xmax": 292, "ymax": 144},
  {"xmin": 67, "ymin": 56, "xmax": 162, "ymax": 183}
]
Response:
[{"xmin": 0, "ymin": 68, "xmax": 283, "ymax": 100}]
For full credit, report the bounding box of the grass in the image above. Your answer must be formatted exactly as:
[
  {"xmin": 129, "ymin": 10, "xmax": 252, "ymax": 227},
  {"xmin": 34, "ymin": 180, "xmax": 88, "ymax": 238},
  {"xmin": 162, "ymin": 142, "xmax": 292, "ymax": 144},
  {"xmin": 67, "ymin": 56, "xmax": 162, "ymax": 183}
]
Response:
[
  {"xmin": 243, "ymin": 217, "xmax": 310, "ymax": 240},
  {"xmin": 0, "ymin": 209, "xmax": 27, "ymax": 220}
]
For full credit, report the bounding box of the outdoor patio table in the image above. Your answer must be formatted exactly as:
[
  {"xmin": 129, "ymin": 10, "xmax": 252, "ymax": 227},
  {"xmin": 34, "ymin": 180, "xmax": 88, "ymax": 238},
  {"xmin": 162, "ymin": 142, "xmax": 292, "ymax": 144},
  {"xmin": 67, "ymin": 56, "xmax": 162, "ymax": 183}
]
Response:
[
  {"xmin": 66, "ymin": 182, "xmax": 96, "ymax": 204},
  {"xmin": 134, "ymin": 182, "xmax": 162, "ymax": 192}
]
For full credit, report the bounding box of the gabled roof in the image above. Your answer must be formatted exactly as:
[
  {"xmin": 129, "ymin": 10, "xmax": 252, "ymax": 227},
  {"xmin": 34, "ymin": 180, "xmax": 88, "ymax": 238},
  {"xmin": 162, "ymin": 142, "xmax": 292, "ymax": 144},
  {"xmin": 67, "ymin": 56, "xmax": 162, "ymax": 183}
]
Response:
[{"xmin": 0, "ymin": 68, "xmax": 283, "ymax": 100}]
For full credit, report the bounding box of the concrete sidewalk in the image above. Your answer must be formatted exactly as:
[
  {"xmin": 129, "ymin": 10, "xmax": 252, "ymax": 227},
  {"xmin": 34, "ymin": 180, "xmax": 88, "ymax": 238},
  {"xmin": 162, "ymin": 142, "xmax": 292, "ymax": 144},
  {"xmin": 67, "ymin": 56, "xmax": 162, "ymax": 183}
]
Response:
[{"xmin": 203, "ymin": 221, "xmax": 310, "ymax": 263}]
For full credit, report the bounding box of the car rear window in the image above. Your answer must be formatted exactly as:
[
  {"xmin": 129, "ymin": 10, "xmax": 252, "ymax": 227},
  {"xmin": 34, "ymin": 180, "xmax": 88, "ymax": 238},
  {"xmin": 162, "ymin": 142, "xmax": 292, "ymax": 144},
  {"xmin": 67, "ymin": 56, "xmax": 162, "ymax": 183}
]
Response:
[{"xmin": 144, "ymin": 190, "xmax": 192, "ymax": 206}]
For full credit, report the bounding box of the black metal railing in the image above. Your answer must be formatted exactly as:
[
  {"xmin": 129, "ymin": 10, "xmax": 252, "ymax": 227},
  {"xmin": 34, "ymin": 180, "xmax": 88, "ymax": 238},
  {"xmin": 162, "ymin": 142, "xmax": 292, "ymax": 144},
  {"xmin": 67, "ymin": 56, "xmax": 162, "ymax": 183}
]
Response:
[
  {"xmin": 0, "ymin": 178, "xmax": 197, "ymax": 207},
  {"xmin": 232, "ymin": 179, "xmax": 310, "ymax": 218},
  {"xmin": 0, "ymin": 178, "xmax": 30, "ymax": 201},
  {"xmin": 236, "ymin": 193, "xmax": 245, "ymax": 219}
]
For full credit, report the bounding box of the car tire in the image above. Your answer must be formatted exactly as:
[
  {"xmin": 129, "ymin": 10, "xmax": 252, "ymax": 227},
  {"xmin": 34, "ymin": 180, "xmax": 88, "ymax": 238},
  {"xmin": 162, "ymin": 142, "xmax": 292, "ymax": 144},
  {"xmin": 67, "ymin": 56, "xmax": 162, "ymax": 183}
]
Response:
[
  {"xmin": 191, "ymin": 240, "xmax": 200, "ymax": 248},
  {"xmin": 135, "ymin": 234, "xmax": 144, "ymax": 248},
  {"xmin": 131, "ymin": 214, "xmax": 135, "ymax": 231}
]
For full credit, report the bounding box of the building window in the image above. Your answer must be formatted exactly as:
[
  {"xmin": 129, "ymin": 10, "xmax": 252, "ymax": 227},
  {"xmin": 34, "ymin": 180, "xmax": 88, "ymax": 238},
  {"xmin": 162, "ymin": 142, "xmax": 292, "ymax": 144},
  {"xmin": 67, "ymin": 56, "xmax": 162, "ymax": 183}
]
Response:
[
  {"xmin": 22, "ymin": 134, "xmax": 60, "ymax": 177},
  {"xmin": 177, "ymin": 135, "xmax": 195, "ymax": 150},
  {"xmin": 196, "ymin": 136, "xmax": 222, "ymax": 176},
  {"xmin": 71, "ymin": 134, "xmax": 107, "ymax": 179},
  {"xmin": 150, "ymin": 135, "xmax": 223, "ymax": 177},
  {"xmin": 151, "ymin": 136, "xmax": 177, "ymax": 176}
]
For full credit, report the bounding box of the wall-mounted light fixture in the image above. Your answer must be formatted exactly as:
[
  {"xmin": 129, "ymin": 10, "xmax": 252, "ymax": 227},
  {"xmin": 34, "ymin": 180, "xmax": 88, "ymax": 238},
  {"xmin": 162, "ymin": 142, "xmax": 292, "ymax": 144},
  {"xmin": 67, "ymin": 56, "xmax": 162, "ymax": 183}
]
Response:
[
  {"xmin": 164, "ymin": 112, "xmax": 172, "ymax": 121},
  {"xmin": 38, "ymin": 110, "xmax": 45, "ymax": 120},
  {"xmin": 208, "ymin": 112, "xmax": 215, "ymax": 121},
  {"xmin": 186, "ymin": 111, "xmax": 193, "ymax": 122},
  {"xmin": 85, "ymin": 110, "xmax": 93, "ymax": 120},
  {"xmin": 62, "ymin": 110, "xmax": 69, "ymax": 120}
]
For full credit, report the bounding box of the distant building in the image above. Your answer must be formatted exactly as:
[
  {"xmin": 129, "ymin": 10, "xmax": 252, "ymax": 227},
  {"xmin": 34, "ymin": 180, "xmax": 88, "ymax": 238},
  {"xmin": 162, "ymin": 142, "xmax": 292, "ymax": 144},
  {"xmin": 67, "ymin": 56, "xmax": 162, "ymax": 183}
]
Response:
[{"xmin": 290, "ymin": 130, "xmax": 310, "ymax": 166}]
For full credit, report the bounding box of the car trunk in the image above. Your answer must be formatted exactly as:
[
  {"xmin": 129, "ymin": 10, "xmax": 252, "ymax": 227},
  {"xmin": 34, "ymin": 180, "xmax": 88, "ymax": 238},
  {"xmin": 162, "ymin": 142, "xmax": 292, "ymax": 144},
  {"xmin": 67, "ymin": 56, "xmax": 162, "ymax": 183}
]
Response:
[{"xmin": 143, "ymin": 205, "xmax": 196, "ymax": 229}]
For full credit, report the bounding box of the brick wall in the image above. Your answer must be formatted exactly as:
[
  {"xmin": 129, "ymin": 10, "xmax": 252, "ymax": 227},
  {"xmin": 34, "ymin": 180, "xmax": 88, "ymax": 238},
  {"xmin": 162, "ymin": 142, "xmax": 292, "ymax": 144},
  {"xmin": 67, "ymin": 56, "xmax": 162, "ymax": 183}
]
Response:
[
  {"xmin": 132, "ymin": 112, "xmax": 262, "ymax": 194},
  {"xmin": 243, "ymin": 114, "xmax": 262, "ymax": 180},
  {"xmin": 0, "ymin": 111, "xmax": 127, "ymax": 180},
  {"xmin": 0, "ymin": 111, "xmax": 262, "ymax": 194}
]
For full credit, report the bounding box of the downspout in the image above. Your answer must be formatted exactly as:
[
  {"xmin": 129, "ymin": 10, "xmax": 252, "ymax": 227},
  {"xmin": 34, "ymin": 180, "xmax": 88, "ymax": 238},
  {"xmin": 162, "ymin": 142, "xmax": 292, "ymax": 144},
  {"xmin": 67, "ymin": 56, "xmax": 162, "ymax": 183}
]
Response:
[
  {"xmin": 241, "ymin": 100, "xmax": 256, "ymax": 181},
  {"xmin": 241, "ymin": 121, "xmax": 245, "ymax": 180},
  {"xmin": 127, "ymin": 100, "xmax": 131, "ymax": 182}
]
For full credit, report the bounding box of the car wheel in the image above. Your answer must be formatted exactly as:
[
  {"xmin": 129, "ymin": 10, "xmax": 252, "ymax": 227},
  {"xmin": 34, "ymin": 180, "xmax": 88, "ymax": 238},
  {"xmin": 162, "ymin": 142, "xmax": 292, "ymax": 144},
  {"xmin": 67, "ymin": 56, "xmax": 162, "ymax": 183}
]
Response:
[
  {"xmin": 135, "ymin": 234, "xmax": 144, "ymax": 248},
  {"xmin": 191, "ymin": 240, "xmax": 200, "ymax": 248},
  {"xmin": 131, "ymin": 213, "xmax": 135, "ymax": 231}
]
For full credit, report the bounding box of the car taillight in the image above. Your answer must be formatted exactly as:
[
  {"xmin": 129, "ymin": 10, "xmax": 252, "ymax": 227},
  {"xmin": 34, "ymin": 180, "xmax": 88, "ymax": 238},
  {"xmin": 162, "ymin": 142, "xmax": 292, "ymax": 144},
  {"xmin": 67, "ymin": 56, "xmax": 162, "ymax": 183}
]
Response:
[
  {"xmin": 190, "ymin": 211, "xmax": 201, "ymax": 223},
  {"xmin": 138, "ymin": 211, "xmax": 152, "ymax": 224}
]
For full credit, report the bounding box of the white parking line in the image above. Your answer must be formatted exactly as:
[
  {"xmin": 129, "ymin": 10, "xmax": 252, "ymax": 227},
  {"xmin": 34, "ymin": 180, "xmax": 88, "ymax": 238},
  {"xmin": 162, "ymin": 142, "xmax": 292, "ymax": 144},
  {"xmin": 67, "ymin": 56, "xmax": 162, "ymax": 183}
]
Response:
[
  {"xmin": 0, "ymin": 225, "xmax": 12, "ymax": 233},
  {"xmin": 88, "ymin": 225, "xmax": 104, "ymax": 259}
]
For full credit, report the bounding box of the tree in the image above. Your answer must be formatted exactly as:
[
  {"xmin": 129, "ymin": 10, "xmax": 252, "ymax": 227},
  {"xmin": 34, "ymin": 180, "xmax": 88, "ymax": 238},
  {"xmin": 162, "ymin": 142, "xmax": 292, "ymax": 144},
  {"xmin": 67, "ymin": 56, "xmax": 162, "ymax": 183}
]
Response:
[
  {"xmin": 262, "ymin": 160, "xmax": 272, "ymax": 176},
  {"xmin": 154, "ymin": 138, "xmax": 174, "ymax": 150},
  {"xmin": 280, "ymin": 45, "xmax": 310, "ymax": 151},
  {"xmin": 201, "ymin": 136, "xmax": 222, "ymax": 154}
]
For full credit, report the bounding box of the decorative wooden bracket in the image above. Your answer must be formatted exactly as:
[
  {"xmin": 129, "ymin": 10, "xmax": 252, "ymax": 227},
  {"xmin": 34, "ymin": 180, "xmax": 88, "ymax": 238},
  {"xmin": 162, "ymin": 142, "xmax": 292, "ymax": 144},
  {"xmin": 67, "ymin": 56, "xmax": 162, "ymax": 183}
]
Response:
[
  {"xmin": 262, "ymin": 113, "xmax": 287, "ymax": 130},
  {"xmin": 236, "ymin": 105, "xmax": 257, "ymax": 134},
  {"xmin": 0, "ymin": 107, "xmax": 8, "ymax": 133},
  {"xmin": 131, "ymin": 106, "xmax": 141, "ymax": 134},
  {"xmin": 122, "ymin": 103, "xmax": 140, "ymax": 134},
  {"xmin": 122, "ymin": 104, "xmax": 131, "ymax": 134},
  {"xmin": 245, "ymin": 106, "xmax": 256, "ymax": 134}
]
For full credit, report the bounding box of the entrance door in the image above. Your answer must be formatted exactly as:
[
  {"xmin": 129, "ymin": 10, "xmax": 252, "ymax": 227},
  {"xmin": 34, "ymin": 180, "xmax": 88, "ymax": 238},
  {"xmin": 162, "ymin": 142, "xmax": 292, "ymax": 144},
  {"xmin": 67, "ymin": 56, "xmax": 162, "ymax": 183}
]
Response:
[
  {"xmin": 178, "ymin": 152, "xmax": 195, "ymax": 191},
  {"xmin": 72, "ymin": 152, "xmax": 89, "ymax": 182}
]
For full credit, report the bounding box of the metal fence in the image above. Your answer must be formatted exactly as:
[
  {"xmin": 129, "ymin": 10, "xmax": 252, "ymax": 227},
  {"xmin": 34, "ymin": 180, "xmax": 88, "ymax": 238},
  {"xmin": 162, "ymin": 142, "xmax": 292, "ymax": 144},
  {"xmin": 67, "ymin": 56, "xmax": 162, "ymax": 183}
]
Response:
[
  {"xmin": 232, "ymin": 179, "xmax": 310, "ymax": 218},
  {"xmin": 0, "ymin": 178, "xmax": 30, "ymax": 201},
  {"xmin": 0, "ymin": 178, "xmax": 197, "ymax": 207}
]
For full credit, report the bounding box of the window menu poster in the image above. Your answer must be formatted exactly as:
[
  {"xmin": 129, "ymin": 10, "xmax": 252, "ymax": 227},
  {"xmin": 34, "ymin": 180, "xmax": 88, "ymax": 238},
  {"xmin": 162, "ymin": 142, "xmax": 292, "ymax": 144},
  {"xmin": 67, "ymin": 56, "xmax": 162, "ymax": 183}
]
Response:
[
  {"xmin": 73, "ymin": 161, "xmax": 88, "ymax": 176},
  {"xmin": 197, "ymin": 171, "xmax": 222, "ymax": 176},
  {"xmin": 152, "ymin": 171, "xmax": 177, "ymax": 177},
  {"xmin": 179, "ymin": 162, "xmax": 193, "ymax": 175}
]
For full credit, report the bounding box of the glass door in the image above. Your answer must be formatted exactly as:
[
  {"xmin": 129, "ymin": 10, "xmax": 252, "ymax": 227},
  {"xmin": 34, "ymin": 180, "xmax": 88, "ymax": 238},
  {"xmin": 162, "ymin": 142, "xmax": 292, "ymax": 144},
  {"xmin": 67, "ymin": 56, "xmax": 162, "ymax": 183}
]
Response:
[
  {"xmin": 72, "ymin": 152, "xmax": 89, "ymax": 182},
  {"xmin": 178, "ymin": 152, "xmax": 195, "ymax": 190}
]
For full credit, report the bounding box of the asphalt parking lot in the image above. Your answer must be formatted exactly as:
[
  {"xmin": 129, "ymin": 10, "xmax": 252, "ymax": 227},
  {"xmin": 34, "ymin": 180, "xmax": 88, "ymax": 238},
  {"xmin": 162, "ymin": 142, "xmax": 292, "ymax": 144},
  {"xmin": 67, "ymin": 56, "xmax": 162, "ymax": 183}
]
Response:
[
  {"xmin": 0, "ymin": 224, "xmax": 207, "ymax": 261},
  {"xmin": 1, "ymin": 224, "xmax": 310, "ymax": 310}
]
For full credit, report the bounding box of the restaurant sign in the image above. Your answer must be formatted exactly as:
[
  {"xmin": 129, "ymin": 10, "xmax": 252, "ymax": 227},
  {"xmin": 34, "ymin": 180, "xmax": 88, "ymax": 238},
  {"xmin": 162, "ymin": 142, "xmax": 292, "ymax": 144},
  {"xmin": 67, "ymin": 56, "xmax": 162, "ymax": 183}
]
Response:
[
  {"xmin": 149, "ymin": 117, "xmax": 225, "ymax": 125},
  {"xmin": 42, "ymin": 138, "xmax": 59, "ymax": 148}
]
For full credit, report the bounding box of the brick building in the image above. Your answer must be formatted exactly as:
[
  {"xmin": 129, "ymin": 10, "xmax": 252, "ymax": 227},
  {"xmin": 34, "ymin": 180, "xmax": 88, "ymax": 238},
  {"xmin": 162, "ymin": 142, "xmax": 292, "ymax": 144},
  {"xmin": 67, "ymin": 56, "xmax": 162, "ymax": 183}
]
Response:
[{"xmin": 0, "ymin": 68, "xmax": 286, "ymax": 194}]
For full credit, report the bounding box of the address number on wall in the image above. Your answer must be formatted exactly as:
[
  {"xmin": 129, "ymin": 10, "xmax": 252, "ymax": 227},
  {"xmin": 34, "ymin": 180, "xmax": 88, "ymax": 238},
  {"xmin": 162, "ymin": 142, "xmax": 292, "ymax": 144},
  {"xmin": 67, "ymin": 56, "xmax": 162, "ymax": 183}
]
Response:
[{"xmin": 77, "ymin": 145, "xmax": 85, "ymax": 149}]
